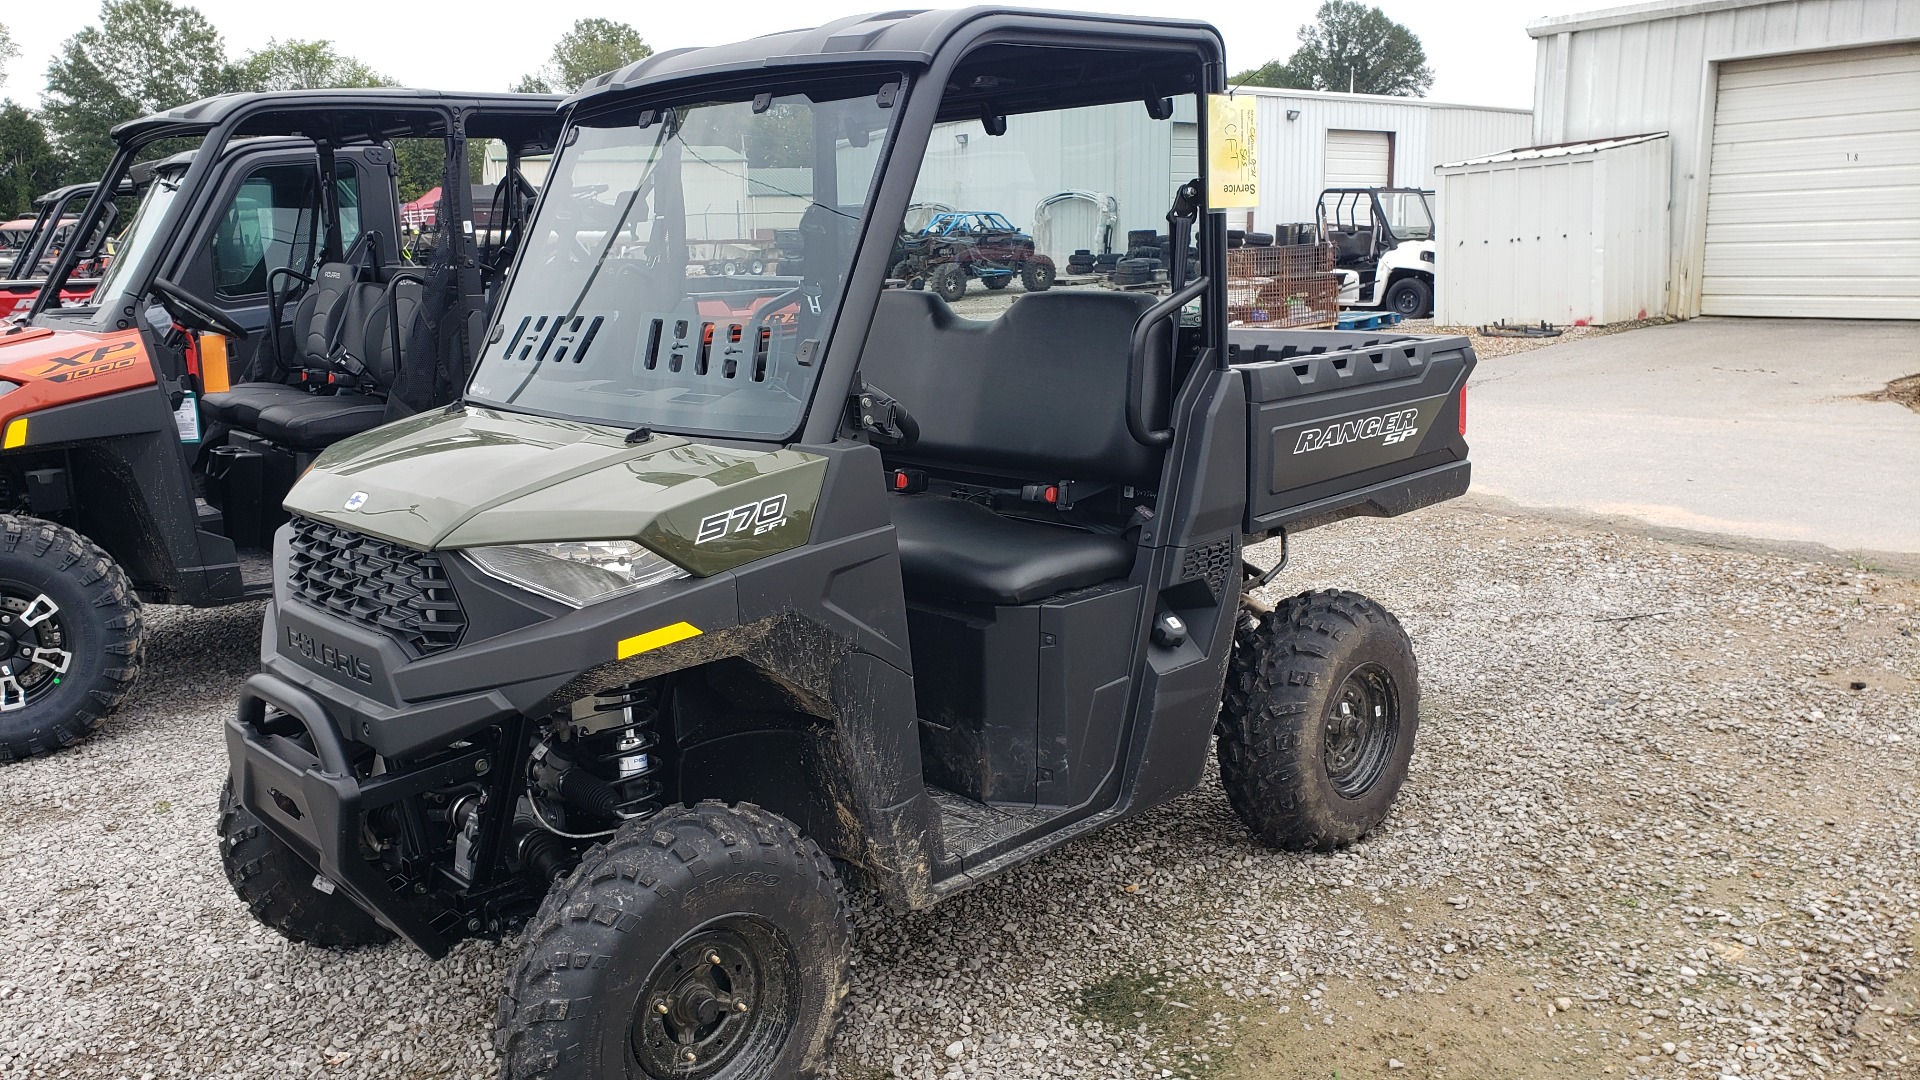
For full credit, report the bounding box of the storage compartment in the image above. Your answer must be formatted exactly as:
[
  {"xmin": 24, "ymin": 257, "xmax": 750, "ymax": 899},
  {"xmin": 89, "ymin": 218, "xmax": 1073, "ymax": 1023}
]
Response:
[
  {"xmin": 909, "ymin": 582, "xmax": 1141, "ymax": 809},
  {"xmin": 204, "ymin": 444, "xmax": 265, "ymax": 546},
  {"xmin": 1230, "ymin": 327, "xmax": 1475, "ymax": 535},
  {"xmin": 205, "ymin": 431, "xmax": 311, "ymax": 550}
]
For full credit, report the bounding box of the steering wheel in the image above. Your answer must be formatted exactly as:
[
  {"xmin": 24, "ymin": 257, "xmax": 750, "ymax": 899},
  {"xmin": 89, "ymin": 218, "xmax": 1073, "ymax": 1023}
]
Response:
[{"xmin": 150, "ymin": 277, "xmax": 250, "ymax": 341}]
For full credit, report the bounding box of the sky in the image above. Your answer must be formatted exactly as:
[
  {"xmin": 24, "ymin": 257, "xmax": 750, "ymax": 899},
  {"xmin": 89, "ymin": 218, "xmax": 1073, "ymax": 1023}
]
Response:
[{"xmin": 0, "ymin": 0, "xmax": 1613, "ymax": 110}]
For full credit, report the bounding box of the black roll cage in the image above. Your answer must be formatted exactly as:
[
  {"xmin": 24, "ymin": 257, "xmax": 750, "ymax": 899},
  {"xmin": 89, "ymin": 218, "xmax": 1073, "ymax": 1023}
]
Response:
[
  {"xmin": 29, "ymin": 91, "xmax": 563, "ymax": 327},
  {"xmin": 542, "ymin": 10, "xmax": 1230, "ymax": 449}
]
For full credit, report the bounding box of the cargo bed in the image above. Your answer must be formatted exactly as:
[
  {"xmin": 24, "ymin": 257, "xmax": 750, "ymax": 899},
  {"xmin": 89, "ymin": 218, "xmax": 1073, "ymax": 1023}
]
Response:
[{"xmin": 1228, "ymin": 326, "xmax": 1475, "ymax": 537}]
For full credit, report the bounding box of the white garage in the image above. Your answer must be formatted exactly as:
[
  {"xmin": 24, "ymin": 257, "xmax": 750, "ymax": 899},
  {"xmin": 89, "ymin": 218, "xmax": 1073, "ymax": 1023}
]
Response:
[
  {"xmin": 1528, "ymin": 0, "xmax": 1920, "ymax": 320},
  {"xmin": 1702, "ymin": 44, "xmax": 1920, "ymax": 318},
  {"xmin": 1323, "ymin": 129, "xmax": 1393, "ymax": 187}
]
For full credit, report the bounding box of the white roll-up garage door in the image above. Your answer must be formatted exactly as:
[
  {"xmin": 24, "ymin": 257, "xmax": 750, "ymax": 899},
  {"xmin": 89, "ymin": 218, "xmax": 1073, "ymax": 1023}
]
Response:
[
  {"xmin": 1702, "ymin": 44, "xmax": 1920, "ymax": 318},
  {"xmin": 1325, "ymin": 129, "xmax": 1392, "ymax": 187}
]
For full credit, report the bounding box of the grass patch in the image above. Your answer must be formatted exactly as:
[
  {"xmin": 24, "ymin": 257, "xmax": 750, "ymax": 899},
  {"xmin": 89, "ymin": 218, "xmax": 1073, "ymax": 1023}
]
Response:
[{"xmin": 1073, "ymin": 969, "xmax": 1228, "ymax": 1080}]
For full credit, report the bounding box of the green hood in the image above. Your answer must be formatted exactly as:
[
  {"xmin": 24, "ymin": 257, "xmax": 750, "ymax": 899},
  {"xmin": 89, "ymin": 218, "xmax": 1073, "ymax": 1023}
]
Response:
[{"xmin": 285, "ymin": 407, "xmax": 827, "ymax": 576}]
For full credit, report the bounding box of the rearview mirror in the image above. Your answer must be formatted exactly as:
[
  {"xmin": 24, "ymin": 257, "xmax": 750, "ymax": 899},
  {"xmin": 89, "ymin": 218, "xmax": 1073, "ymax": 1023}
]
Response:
[{"xmin": 981, "ymin": 110, "xmax": 1007, "ymax": 137}]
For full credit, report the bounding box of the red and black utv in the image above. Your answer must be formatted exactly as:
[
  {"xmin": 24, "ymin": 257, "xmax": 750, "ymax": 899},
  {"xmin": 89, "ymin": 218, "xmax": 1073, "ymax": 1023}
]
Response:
[
  {"xmin": 0, "ymin": 180, "xmax": 134, "ymax": 316},
  {"xmin": 0, "ymin": 89, "xmax": 561, "ymax": 761}
]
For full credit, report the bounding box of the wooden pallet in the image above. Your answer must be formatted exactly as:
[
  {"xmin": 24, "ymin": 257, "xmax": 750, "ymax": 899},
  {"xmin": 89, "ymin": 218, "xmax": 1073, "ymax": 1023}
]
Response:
[{"xmin": 1335, "ymin": 310, "xmax": 1403, "ymax": 331}]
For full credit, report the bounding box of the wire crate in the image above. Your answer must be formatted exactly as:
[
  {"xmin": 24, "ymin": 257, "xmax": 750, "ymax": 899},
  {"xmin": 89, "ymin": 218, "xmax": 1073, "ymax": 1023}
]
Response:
[{"xmin": 1226, "ymin": 242, "xmax": 1339, "ymax": 328}]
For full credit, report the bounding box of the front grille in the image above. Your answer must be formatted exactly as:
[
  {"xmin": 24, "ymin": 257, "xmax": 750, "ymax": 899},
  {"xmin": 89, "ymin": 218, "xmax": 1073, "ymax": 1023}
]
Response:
[{"xmin": 286, "ymin": 516, "xmax": 467, "ymax": 654}]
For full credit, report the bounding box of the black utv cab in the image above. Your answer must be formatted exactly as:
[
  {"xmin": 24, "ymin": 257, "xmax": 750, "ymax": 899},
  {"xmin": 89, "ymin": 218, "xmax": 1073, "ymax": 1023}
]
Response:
[{"xmin": 0, "ymin": 90, "xmax": 562, "ymax": 761}]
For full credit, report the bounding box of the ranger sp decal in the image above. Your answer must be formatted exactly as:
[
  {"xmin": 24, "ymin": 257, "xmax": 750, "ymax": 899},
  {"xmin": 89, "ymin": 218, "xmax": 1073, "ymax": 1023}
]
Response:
[
  {"xmin": 1294, "ymin": 408, "xmax": 1421, "ymax": 454},
  {"xmin": 696, "ymin": 494, "xmax": 788, "ymax": 544}
]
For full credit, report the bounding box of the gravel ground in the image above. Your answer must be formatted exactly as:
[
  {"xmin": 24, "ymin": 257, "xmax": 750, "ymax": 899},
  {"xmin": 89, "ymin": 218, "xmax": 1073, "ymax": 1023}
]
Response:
[
  {"xmin": 1396, "ymin": 316, "xmax": 1676, "ymax": 360},
  {"xmin": 1, "ymin": 504, "xmax": 1914, "ymax": 1080}
]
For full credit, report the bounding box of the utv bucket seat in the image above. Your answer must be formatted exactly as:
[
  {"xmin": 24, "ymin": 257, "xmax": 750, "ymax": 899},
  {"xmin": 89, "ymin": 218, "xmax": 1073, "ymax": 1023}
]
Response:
[{"xmin": 200, "ymin": 259, "xmax": 422, "ymax": 448}]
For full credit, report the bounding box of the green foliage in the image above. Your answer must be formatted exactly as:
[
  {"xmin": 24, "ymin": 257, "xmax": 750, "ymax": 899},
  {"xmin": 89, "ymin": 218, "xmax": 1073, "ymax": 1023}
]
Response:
[
  {"xmin": 0, "ymin": 101, "xmax": 65, "ymax": 217},
  {"xmin": 518, "ymin": 18, "xmax": 651, "ymax": 93},
  {"xmin": 41, "ymin": 0, "xmax": 235, "ymax": 176},
  {"xmin": 0, "ymin": 23, "xmax": 20, "ymax": 85},
  {"xmin": 1231, "ymin": 59, "xmax": 1294, "ymax": 90},
  {"xmin": 392, "ymin": 139, "xmax": 485, "ymax": 204},
  {"xmin": 234, "ymin": 39, "xmax": 394, "ymax": 91},
  {"xmin": 1232, "ymin": 1, "xmax": 1433, "ymax": 97}
]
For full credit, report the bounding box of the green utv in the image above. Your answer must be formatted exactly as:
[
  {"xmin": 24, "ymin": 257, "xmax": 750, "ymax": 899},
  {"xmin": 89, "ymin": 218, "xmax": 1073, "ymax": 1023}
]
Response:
[{"xmin": 221, "ymin": 9, "xmax": 1474, "ymax": 1077}]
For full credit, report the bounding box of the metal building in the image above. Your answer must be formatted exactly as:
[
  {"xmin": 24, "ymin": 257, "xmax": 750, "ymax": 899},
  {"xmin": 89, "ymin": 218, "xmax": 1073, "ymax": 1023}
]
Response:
[
  {"xmin": 1435, "ymin": 134, "xmax": 1672, "ymax": 326},
  {"xmin": 1235, "ymin": 87, "xmax": 1532, "ymax": 232},
  {"xmin": 1529, "ymin": 0, "xmax": 1920, "ymax": 319}
]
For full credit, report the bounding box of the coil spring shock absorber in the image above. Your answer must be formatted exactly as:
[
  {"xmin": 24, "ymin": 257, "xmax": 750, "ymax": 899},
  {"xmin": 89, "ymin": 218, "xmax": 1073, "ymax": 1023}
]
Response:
[
  {"xmin": 530, "ymin": 679, "xmax": 666, "ymax": 831},
  {"xmin": 580, "ymin": 679, "xmax": 666, "ymax": 819}
]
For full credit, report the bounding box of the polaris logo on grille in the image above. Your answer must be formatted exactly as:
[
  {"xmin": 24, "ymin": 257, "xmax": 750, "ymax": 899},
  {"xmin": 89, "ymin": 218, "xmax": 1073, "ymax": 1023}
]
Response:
[
  {"xmin": 1293, "ymin": 408, "xmax": 1421, "ymax": 455},
  {"xmin": 286, "ymin": 627, "xmax": 374, "ymax": 683}
]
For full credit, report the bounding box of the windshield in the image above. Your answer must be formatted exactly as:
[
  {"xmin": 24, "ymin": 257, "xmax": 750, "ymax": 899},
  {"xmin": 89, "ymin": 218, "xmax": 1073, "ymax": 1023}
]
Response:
[
  {"xmin": 1377, "ymin": 191, "xmax": 1433, "ymax": 241},
  {"xmin": 466, "ymin": 78, "xmax": 899, "ymax": 440},
  {"xmin": 89, "ymin": 169, "xmax": 182, "ymax": 304}
]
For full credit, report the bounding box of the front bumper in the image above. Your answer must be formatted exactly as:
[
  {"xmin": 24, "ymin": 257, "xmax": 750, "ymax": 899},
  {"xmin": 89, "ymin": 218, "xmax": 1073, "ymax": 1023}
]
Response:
[
  {"xmin": 228, "ymin": 541, "xmax": 745, "ymax": 956},
  {"xmin": 226, "ymin": 672, "xmax": 495, "ymax": 956}
]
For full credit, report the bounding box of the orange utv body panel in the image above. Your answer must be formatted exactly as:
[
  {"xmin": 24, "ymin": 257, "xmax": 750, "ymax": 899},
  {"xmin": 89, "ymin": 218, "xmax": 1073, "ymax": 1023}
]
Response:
[{"xmin": 0, "ymin": 327, "xmax": 158, "ymax": 441}]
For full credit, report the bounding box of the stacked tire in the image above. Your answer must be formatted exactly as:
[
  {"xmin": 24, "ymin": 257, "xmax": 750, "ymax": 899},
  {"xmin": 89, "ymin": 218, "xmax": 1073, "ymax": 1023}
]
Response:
[
  {"xmin": 1114, "ymin": 257, "xmax": 1156, "ymax": 287},
  {"xmin": 1066, "ymin": 248, "xmax": 1096, "ymax": 275}
]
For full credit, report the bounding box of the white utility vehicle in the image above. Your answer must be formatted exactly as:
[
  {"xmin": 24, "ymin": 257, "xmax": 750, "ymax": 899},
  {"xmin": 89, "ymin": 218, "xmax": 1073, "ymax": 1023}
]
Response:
[{"xmin": 1319, "ymin": 187, "xmax": 1436, "ymax": 318}]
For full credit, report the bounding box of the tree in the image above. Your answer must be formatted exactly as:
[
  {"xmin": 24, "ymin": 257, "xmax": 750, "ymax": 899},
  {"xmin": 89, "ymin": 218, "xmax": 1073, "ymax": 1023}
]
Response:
[
  {"xmin": 42, "ymin": 0, "xmax": 235, "ymax": 176},
  {"xmin": 235, "ymin": 39, "xmax": 393, "ymax": 91},
  {"xmin": 0, "ymin": 102, "xmax": 66, "ymax": 216},
  {"xmin": 0, "ymin": 23, "xmax": 20, "ymax": 86},
  {"xmin": 1231, "ymin": 1, "xmax": 1433, "ymax": 98},
  {"xmin": 516, "ymin": 18, "xmax": 651, "ymax": 94}
]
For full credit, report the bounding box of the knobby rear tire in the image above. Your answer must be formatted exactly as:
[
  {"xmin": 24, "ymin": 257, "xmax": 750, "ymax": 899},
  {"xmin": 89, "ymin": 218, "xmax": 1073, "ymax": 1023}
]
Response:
[{"xmin": 1217, "ymin": 589, "xmax": 1420, "ymax": 851}]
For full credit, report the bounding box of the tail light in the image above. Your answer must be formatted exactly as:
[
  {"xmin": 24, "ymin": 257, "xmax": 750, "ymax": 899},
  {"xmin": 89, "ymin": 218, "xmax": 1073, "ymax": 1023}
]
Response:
[{"xmin": 1458, "ymin": 385, "xmax": 1467, "ymax": 436}]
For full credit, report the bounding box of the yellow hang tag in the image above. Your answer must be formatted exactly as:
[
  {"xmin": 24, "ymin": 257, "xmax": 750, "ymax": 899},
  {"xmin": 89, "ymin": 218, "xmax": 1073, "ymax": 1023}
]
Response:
[{"xmin": 1207, "ymin": 94, "xmax": 1258, "ymax": 209}]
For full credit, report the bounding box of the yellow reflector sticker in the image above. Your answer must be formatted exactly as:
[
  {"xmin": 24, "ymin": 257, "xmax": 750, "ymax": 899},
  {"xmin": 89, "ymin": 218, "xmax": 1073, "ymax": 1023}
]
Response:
[
  {"xmin": 2, "ymin": 418, "xmax": 25, "ymax": 449},
  {"xmin": 617, "ymin": 621, "xmax": 702, "ymax": 659},
  {"xmin": 199, "ymin": 333, "xmax": 231, "ymax": 394}
]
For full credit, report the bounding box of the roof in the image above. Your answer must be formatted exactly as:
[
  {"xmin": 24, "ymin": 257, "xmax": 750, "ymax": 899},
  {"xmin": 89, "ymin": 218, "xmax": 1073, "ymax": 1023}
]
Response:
[
  {"xmin": 568, "ymin": 7, "xmax": 1224, "ymax": 108},
  {"xmin": 1437, "ymin": 131, "xmax": 1668, "ymax": 169},
  {"xmin": 112, "ymin": 88, "xmax": 563, "ymax": 147},
  {"xmin": 1230, "ymin": 84, "xmax": 1532, "ymax": 115},
  {"xmin": 1527, "ymin": 0, "xmax": 1784, "ymax": 38}
]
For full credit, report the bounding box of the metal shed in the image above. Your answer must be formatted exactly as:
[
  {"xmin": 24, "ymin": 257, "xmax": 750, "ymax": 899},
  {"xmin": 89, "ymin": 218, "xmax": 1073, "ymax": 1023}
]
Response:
[
  {"xmin": 1435, "ymin": 133, "xmax": 1671, "ymax": 326},
  {"xmin": 1529, "ymin": 0, "xmax": 1920, "ymax": 319}
]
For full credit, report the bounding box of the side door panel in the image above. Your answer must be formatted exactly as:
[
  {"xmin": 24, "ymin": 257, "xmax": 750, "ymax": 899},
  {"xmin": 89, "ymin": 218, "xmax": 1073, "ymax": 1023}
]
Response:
[{"xmin": 169, "ymin": 153, "xmax": 364, "ymax": 376}]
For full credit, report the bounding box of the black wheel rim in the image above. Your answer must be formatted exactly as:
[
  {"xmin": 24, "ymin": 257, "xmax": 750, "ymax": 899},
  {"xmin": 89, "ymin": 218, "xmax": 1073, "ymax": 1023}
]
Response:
[
  {"xmin": 629, "ymin": 917, "xmax": 798, "ymax": 1078},
  {"xmin": 0, "ymin": 581, "xmax": 74, "ymax": 712},
  {"xmin": 1322, "ymin": 662, "xmax": 1399, "ymax": 798},
  {"xmin": 1393, "ymin": 289, "xmax": 1419, "ymax": 315}
]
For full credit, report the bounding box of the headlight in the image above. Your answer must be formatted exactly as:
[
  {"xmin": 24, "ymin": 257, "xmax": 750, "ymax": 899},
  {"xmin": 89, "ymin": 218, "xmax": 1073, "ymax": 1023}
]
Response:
[
  {"xmin": 464, "ymin": 540, "xmax": 687, "ymax": 608},
  {"xmin": 0, "ymin": 381, "xmax": 18, "ymax": 397}
]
